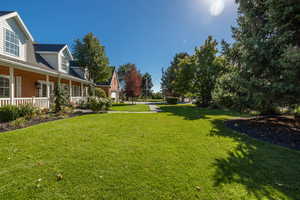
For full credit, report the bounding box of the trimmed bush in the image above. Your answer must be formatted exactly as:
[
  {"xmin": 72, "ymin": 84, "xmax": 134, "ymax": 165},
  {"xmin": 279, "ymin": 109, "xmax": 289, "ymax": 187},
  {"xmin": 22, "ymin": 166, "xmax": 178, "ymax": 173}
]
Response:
[
  {"xmin": 87, "ymin": 97, "xmax": 112, "ymax": 112},
  {"xmin": 166, "ymin": 97, "xmax": 178, "ymax": 105},
  {"xmin": 9, "ymin": 117, "xmax": 27, "ymax": 128},
  {"xmin": 0, "ymin": 105, "xmax": 20, "ymax": 122},
  {"xmin": 18, "ymin": 104, "xmax": 36, "ymax": 120},
  {"xmin": 95, "ymin": 88, "xmax": 107, "ymax": 98},
  {"xmin": 0, "ymin": 104, "xmax": 38, "ymax": 123}
]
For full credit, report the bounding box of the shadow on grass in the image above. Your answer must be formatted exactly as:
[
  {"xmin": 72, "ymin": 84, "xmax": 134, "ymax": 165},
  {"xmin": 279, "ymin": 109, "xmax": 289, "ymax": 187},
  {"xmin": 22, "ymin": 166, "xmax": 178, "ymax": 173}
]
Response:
[
  {"xmin": 161, "ymin": 105, "xmax": 300, "ymax": 199},
  {"xmin": 159, "ymin": 105, "xmax": 244, "ymax": 120}
]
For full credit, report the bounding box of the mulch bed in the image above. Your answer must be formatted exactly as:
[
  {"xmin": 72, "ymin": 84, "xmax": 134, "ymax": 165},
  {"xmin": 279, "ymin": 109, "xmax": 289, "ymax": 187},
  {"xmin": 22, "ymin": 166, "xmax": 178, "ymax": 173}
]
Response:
[
  {"xmin": 0, "ymin": 112, "xmax": 88, "ymax": 133},
  {"xmin": 225, "ymin": 115, "xmax": 300, "ymax": 151}
]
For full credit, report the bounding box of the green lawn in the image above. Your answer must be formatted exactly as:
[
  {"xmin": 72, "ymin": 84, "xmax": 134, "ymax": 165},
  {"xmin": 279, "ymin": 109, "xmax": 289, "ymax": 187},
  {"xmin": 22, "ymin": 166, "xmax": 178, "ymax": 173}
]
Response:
[
  {"xmin": 0, "ymin": 105, "xmax": 300, "ymax": 199},
  {"xmin": 110, "ymin": 103, "xmax": 150, "ymax": 112}
]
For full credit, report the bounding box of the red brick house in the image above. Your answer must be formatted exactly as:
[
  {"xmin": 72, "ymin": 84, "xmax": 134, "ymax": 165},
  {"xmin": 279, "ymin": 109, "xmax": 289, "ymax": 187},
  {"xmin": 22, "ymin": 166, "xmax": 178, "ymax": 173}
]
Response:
[
  {"xmin": 96, "ymin": 67, "xmax": 120, "ymax": 102},
  {"xmin": 0, "ymin": 11, "xmax": 92, "ymax": 108}
]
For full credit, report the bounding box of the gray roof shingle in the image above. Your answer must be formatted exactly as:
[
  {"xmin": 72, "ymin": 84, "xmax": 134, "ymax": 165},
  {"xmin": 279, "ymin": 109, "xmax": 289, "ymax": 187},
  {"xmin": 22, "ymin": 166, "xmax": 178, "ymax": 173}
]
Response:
[
  {"xmin": 0, "ymin": 11, "xmax": 14, "ymax": 17},
  {"xmin": 34, "ymin": 44, "xmax": 66, "ymax": 52},
  {"xmin": 70, "ymin": 67, "xmax": 85, "ymax": 79}
]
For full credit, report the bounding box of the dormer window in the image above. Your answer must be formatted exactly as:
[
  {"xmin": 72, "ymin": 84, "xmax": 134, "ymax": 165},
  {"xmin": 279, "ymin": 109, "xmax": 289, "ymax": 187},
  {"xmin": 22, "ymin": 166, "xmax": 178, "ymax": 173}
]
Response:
[
  {"xmin": 61, "ymin": 56, "xmax": 69, "ymax": 71},
  {"xmin": 61, "ymin": 49, "xmax": 70, "ymax": 71},
  {"xmin": 4, "ymin": 28, "xmax": 20, "ymax": 57}
]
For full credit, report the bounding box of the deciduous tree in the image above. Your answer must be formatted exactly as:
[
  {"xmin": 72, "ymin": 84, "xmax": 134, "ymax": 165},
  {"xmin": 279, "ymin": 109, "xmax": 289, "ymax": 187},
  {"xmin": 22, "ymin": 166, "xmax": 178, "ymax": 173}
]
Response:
[
  {"xmin": 125, "ymin": 66, "xmax": 142, "ymax": 101},
  {"xmin": 73, "ymin": 33, "xmax": 110, "ymax": 82}
]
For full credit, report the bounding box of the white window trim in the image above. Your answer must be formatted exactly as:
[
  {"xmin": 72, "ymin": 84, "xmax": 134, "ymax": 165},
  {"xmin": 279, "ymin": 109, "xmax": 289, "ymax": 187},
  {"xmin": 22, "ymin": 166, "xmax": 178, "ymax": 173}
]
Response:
[
  {"xmin": 37, "ymin": 80, "xmax": 54, "ymax": 97},
  {"xmin": 0, "ymin": 74, "xmax": 9, "ymax": 79},
  {"xmin": 0, "ymin": 75, "xmax": 10, "ymax": 98},
  {"xmin": 72, "ymin": 85, "xmax": 81, "ymax": 97},
  {"xmin": 3, "ymin": 28, "xmax": 20, "ymax": 57}
]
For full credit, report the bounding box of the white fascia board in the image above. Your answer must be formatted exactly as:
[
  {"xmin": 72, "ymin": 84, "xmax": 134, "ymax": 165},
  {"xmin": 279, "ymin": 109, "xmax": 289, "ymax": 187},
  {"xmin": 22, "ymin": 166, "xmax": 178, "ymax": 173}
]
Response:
[
  {"xmin": 35, "ymin": 51, "xmax": 59, "ymax": 54},
  {"xmin": 1, "ymin": 12, "xmax": 34, "ymax": 41},
  {"xmin": 60, "ymin": 45, "xmax": 74, "ymax": 60}
]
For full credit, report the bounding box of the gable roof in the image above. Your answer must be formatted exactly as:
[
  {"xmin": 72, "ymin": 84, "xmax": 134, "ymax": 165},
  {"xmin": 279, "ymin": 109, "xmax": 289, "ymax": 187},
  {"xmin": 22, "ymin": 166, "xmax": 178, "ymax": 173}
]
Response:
[
  {"xmin": 35, "ymin": 53, "xmax": 55, "ymax": 70},
  {"xmin": 96, "ymin": 67, "xmax": 116, "ymax": 86},
  {"xmin": 0, "ymin": 11, "xmax": 14, "ymax": 17},
  {"xmin": 34, "ymin": 44, "xmax": 66, "ymax": 52},
  {"xmin": 0, "ymin": 11, "xmax": 34, "ymax": 41},
  {"xmin": 70, "ymin": 67, "xmax": 85, "ymax": 80}
]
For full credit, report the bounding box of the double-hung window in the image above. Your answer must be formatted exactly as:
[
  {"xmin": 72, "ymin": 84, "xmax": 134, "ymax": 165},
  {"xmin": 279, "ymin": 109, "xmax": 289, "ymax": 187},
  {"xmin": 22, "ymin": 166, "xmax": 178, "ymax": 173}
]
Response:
[
  {"xmin": 36, "ymin": 81, "xmax": 54, "ymax": 97},
  {"xmin": 61, "ymin": 50, "xmax": 69, "ymax": 71},
  {"xmin": 61, "ymin": 57, "xmax": 69, "ymax": 71},
  {"xmin": 0, "ymin": 76, "xmax": 9, "ymax": 98},
  {"xmin": 72, "ymin": 85, "xmax": 81, "ymax": 97},
  {"xmin": 4, "ymin": 29, "xmax": 20, "ymax": 57}
]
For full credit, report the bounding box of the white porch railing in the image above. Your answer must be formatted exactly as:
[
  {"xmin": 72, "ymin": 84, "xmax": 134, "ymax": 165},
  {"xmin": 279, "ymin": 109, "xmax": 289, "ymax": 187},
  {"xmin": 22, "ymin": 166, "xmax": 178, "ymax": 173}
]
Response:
[
  {"xmin": 0, "ymin": 98, "xmax": 11, "ymax": 107},
  {"xmin": 0, "ymin": 97, "xmax": 50, "ymax": 108},
  {"xmin": 0, "ymin": 96, "xmax": 87, "ymax": 109}
]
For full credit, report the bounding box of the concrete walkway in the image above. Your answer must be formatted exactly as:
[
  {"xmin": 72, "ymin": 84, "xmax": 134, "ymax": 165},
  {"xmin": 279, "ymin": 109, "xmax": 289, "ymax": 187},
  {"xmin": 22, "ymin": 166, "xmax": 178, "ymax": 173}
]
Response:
[
  {"xmin": 148, "ymin": 104, "xmax": 161, "ymax": 112},
  {"xmin": 75, "ymin": 102, "xmax": 162, "ymax": 114},
  {"xmin": 107, "ymin": 111, "xmax": 156, "ymax": 114}
]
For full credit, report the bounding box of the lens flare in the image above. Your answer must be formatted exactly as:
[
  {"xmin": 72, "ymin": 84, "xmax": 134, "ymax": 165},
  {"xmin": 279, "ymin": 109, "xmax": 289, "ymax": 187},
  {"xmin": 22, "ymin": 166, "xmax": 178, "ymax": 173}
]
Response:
[{"xmin": 210, "ymin": 0, "xmax": 225, "ymax": 16}]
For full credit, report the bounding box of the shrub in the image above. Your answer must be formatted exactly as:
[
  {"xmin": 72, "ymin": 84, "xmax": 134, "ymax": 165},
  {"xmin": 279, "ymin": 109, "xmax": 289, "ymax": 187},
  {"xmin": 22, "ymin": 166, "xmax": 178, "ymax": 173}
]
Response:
[
  {"xmin": 77, "ymin": 99, "xmax": 88, "ymax": 109},
  {"xmin": 9, "ymin": 117, "xmax": 27, "ymax": 128},
  {"xmin": 194, "ymin": 98, "xmax": 211, "ymax": 108},
  {"xmin": 166, "ymin": 97, "xmax": 178, "ymax": 105},
  {"xmin": 0, "ymin": 105, "xmax": 20, "ymax": 122},
  {"xmin": 95, "ymin": 88, "xmax": 107, "ymax": 98},
  {"xmin": 87, "ymin": 97, "xmax": 112, "ymax": 112},
  {"xmin": 62, "ymin": 106, "xmax": 74, "ymax": 114},
  {"xmin": 18, "ymin": 104, "xmax": 36, "ymax": 120},
  {"xmin": 54, "ymin": 82, "xmax": 69, "ymax": 113},
  {"xmin": 0, "ymin": 104, "xmax": 39, "ymax": 123}
]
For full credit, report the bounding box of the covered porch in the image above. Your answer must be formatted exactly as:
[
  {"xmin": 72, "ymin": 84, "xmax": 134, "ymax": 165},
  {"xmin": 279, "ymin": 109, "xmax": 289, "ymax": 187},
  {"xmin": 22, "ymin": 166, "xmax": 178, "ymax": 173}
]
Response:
[{"xmin": 0, "ymin": 65, "xmax": 90, "ymax": 109}]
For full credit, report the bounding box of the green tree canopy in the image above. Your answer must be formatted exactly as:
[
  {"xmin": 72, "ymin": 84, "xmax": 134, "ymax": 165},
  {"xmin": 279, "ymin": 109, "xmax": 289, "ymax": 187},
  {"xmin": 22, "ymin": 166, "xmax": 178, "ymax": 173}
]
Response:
[
  {"xmin": 228, "ymin": 0, "xmax": 300, "ymax": 113},
  {"xmin": 73, "ymin": 33, "xmax": 110, "ymax": 83},
  {"xmin": 192, "ymin": 36, "xmax": 220, "ymax": 107},
  {"xmin": 141, "ymin": 73, "xmax": 153, "ymax": 97},
  {"xmin": 118, "ymin": 63, "xmax": 136, "ymax": 90}
]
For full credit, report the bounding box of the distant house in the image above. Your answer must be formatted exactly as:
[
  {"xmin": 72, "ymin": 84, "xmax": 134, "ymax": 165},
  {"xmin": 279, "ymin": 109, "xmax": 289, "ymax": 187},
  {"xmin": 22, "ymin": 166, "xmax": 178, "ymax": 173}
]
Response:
[
  {"xmin": 0, "ymin": 11, "xmax": 92, "ymax": 108},
  {"xmin": 96, "ymin": 67, "xmax": 120, "ymax": 102}
]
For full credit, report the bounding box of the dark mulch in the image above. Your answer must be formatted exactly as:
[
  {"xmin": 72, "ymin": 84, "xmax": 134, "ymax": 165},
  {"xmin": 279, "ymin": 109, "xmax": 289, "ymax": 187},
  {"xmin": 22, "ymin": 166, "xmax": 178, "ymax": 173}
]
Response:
[
  {"xmin": 0, "ymin": 112, "xmax": 89, "ymax": 133},
  {"xmin": 225, "ymin": 115, "xmax": 300, "ymax": 151}
]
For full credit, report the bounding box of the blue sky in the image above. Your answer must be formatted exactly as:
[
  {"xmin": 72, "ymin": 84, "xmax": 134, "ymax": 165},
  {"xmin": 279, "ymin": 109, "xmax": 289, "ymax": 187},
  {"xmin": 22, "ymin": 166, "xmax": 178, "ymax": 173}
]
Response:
[{"xmin": 2, "ymin": 0, "xmax": 238, "ymax": 92}]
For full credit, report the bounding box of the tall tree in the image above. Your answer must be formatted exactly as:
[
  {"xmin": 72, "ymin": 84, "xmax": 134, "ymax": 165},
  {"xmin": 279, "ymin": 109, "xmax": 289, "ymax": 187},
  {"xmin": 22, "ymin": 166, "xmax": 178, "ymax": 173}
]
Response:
[
  {"xmin": 141, "ymin": 73, "xmax": 153, "ymax": 98},
  {"xmin": 229, "ymin": 0, "xmax": 300, "ymax": 113},
  {"xmin": 175, "ymin": 54, "xmax": 194, "ymax": 96},
  {"xmin": 118, "ymin": 63, "xmax": 136, "ymax": 90},
  {"xmin": 160, "ymin": 53, "xmax": 190, "ymax": 97},
  {"xmin": 192, "ymin": 36, "xmax": 220, "ymax": 107},
  {"xmin": 125, "ymin": 66, "xmax": 142, "ymax": 100},
  {"xmin": 73, "ymin": 33, "xmax": 110, "ymax": 82}
]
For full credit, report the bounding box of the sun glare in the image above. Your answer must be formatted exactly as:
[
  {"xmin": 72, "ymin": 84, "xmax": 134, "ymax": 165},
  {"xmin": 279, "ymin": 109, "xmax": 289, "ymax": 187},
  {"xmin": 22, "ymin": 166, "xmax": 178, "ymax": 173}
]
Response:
[{"xmin": 210, "ymin": 0, "xmax": 225, "ymax": 16}]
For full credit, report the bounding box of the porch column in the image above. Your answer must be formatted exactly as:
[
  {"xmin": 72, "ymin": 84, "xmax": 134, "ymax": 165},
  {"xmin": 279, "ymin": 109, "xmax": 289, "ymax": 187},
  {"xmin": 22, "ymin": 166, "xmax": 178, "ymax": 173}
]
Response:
[
  {"xmin": 69, "ymin": 80, "xmax": 72, "ymax": 96},
  {"xmin": 81, "ymin": 83, "xmax": 84, "ymax": 97},
  {"xmin": 69, "ymin": 80, "xmax": 72, "ymax": 101},
  {"xmin": 9, "ymin": 67, "xmax": 15, "ymax": 105},
  {"xmin": 46, "ymin": 75, "xmax": 50, "ymax": 108}
]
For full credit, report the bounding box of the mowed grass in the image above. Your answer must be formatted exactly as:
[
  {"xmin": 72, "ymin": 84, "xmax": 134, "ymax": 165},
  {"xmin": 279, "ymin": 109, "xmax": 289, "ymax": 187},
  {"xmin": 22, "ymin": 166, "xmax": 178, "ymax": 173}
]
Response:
[
  {"xmin": 110, "ymin": 103, "xmax": 150, "ymax": 112},
  {"xmin": 0, "ymin": 105, "xmax": 300, "ymax": 200}
]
